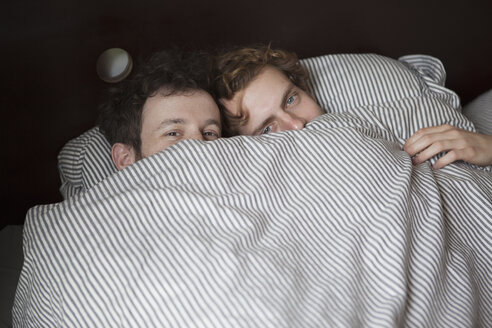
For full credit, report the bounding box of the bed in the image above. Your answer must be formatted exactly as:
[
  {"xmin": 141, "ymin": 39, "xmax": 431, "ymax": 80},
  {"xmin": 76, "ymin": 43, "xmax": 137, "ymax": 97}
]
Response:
[{"xmin": 9, "ymin": 53, "xmax": 492, "ymax": 327}]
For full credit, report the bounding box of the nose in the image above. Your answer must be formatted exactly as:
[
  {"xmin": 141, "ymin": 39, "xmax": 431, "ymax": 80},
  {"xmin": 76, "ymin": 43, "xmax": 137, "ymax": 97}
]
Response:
[
  {"xmin": 280, "ymin": 113, "xmax": 306, "ymax": 131},
  {"xmin": 183, "ymin": 130, "xmax": 204, "ymax": 141}
]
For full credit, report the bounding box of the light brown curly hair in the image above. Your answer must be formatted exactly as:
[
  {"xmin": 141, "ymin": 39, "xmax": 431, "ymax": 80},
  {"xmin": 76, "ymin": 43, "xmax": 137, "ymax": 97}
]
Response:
[{"xmin": 214, "ymin": 44, "xmax": 309, "ymax": 136}]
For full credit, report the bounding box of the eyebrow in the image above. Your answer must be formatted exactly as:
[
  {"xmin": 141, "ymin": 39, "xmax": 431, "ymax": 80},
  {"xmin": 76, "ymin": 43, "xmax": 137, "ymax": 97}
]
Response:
[
  {"xmin": 204, "ymin": 119, "xmax": 221, "ymax": 127},
  {"xmin": 157, "ymin": 118, "xmax": 221, "ymax": 130},
  {"xmin": 250, "ymin": 84, "xmax": 294, "ymax": 135},
  {"xmin": 157, "ymin": 119, "xmax": 185, "ymax": 130}
]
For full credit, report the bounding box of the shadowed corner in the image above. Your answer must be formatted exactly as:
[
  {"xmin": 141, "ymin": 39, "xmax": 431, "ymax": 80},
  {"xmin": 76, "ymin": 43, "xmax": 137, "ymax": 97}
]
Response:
[{"xmin": 0, "ymin": 225, "xmax": 23, "ymax": 328}]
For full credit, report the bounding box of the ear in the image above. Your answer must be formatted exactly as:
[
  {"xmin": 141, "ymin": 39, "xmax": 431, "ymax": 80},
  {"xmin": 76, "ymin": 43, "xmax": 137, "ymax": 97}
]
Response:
[{"xmin": 111, "ymin": 143, "xmax": 136, "ymax": 171}]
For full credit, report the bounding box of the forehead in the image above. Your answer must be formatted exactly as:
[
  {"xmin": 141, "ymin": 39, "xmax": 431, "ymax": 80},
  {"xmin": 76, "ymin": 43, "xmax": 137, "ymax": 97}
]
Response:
[
  {"xmin": 142, "ymin": 90, "xmax": 220, "ymax": 125},
  {"xmin": 243, "ymin": 66, "xmax": 291, "ymax": 106},
  {"xmin": 221, "ymin": 66, "xmax": 292, "ymax": 123}
]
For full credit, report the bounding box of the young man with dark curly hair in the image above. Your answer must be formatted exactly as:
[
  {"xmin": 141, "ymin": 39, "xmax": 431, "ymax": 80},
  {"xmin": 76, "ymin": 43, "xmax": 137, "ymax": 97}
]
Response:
[{"xmin": 98, "ymin": 50, "xmax": 222, "ymax": 171}]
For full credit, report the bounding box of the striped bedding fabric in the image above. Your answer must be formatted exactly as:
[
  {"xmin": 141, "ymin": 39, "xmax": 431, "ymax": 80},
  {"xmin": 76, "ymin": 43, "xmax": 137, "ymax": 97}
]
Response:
[{"xmin": 14, "ymin": 55, "xmax": 492, "ymax": 327}]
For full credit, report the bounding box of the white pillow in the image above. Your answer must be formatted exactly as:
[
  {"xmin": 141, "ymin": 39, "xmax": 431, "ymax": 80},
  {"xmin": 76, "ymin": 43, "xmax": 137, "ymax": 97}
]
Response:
[
  {"xmin": 301, "ymin": 53, "xmax": 474, "ymax": 144},
  {"xmin": 58, "ymin": 127, "xmax": 116, "ymax": 199},
  {"xmin": 300, "ymin": 53, "xmax": 460, "ymax": 113},
  {"xmin": 462, "ymin": 89, "xmax": 492, "ymax": 135}
]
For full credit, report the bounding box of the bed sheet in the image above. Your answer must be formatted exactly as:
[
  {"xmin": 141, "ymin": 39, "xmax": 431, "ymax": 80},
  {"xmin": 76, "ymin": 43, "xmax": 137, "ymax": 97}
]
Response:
[{"xmin": 12, "ymin": 105, "xmax": 492, "ymax": 327}]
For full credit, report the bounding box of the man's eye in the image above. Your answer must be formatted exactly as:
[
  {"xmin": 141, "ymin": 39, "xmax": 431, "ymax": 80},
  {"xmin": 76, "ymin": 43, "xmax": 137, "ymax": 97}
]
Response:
[
  {"xmin": 286, "ymin": 94, "xmax": 297, "ymax": 106},
  {"xmin": 203, "ymin": 131, "xmax": 219, "ymax": 139},
  {"xmin": 262, "ymin": 125, "xmax": 273, "ymax": 134},
  {"xmin": 165, "ymin": 131, "xmax": 180, "ymax": 137}
]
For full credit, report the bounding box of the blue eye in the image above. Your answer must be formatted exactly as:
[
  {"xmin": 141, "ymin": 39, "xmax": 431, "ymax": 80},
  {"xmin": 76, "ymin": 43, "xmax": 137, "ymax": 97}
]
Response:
[
  {"xmin": 286, "ymin": 94, "xmax": 297, "ymax": 106},
  {"xmin": 262, "ymin": 126, "xmax": 273, "ymax": 134}
]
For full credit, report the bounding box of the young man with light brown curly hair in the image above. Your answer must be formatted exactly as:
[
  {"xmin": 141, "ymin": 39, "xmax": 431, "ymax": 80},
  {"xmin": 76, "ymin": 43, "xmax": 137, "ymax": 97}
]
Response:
[
  {"xmin": 214, "ymin": 45, "xmax": 324, "ymax": 137},
  {"xmin": 214, "ymin": 44, "xmax": 492, "ymax": 169}
]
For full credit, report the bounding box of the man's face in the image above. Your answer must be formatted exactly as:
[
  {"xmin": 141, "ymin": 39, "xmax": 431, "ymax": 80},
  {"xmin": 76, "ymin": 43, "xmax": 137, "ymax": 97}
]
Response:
[
  {"xmin": 220, "ymin": 66, "xmax": 324, "ymax": 136},
  {"xmin": 139, "ymin": 90, "xmax": 221, "ymax": 158}
]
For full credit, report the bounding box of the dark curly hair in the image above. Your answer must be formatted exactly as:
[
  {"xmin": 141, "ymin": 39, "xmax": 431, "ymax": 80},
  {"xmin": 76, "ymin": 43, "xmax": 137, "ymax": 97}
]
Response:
[
  {"xmin": 213, "ymin": 44, "xmax": 309, "ymax": 136},
  {"xmin": 97, "ymin": 49, "xmax": 214, "ymax": 158}
]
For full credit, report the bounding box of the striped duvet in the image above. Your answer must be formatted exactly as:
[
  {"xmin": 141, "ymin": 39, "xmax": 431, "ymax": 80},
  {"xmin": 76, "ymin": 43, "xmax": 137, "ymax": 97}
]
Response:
[{"xmin": 13, "ymin": 106, "xmax": 491, "ymax": 327}]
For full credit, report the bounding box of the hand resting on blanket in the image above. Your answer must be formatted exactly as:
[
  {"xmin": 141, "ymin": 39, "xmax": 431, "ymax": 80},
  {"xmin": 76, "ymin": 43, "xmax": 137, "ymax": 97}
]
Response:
[{"xmin": 405, "ymin": 124, "xmax": 492, "ymax": 169}]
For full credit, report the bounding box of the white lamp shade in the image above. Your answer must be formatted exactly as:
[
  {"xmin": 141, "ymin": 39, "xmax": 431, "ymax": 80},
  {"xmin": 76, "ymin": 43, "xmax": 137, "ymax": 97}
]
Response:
[{"xmin": 96, "ymin": 48, "xmax": 133, "ymax": 83}]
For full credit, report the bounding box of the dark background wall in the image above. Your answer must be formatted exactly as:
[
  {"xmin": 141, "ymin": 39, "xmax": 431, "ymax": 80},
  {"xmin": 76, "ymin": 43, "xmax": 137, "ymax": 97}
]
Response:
[{"xmin": 1, "ymin": 0, "xmax": 491, "ymax": 228}]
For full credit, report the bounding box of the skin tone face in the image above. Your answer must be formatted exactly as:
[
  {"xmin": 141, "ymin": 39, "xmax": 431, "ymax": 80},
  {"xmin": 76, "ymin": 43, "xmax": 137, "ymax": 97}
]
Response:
[
  {"xmin": 139, "ymin": 90, "xmax": 221, "ymax": 157},
  {"xmin": 220, "ymin": 66, "xmax": 324, "ymax": 136},
  {"xmin": 112, "ymin": 90, "xmax": 221, "ymax": 170}
]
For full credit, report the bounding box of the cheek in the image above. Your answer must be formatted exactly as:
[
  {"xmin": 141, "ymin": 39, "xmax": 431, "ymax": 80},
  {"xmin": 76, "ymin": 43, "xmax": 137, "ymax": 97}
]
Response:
[
  {"xmin": 313, "ymin": 100, "xmax": 324, "ymax": 115},
  {"xmin": 141, "ymin": 138, "xmax": 174, "ymax": 158},
  {"xmin": 302, "ymin": 99, "xmax": 324, "ymax": 120}
]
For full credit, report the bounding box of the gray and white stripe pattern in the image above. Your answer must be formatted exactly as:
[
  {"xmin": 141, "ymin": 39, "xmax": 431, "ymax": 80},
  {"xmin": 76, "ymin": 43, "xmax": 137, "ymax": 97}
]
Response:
[
  {"xmin": 301, "ymin": 54, "xmax": 468, "ymax": 135},
  {"xmin": 462, "ymin": 89, "xmax": 492, "ymax": 135},
  {"xmin": 14, "ymin": 107, "xmax": 492, "ymax": 327},
  {"xmin": 57, "ymin": 127, "xmax": 116, "ymax": 199},
  {"xmin": 301, "ymin": 54, "xmax": 429, "ymax": 113}
]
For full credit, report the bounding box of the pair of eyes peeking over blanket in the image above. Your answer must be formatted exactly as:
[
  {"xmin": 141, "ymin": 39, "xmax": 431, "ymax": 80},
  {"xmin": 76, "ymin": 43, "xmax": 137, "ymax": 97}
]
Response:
[
  {"xmin": 110, "ymin": 90, "xmax": 221, "ymax": 171},
  {"xmin": 97, "ymin": 46, "xmax": 492, "ymax": 172}
]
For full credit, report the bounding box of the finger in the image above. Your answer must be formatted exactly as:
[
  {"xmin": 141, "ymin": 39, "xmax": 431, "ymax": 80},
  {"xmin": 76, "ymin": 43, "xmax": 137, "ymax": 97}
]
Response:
[
  {"xmin": 404, "ymin": 125, "xmax": 455, "ymax": 155},
  {"xmin": 412, "ymin": 139, "xmax": 454, "ymax": 164},
  {"xmin": 432, "ymin": 150, "xmax": 460, "ymax": 170},
  {"xmin": 405, "ymin": 124, "xmax": 454, "ymax": 146},
  {"xmin": 406, "ymin": 130, "xmax": 458, "ymax": 158},
  {"xmin": 414, "ymin": 135, "xmax": 472, "ymax": 165},
  {"xmin": 405, "ymin": 125, "xmax": 454, "ymax": 148}
]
